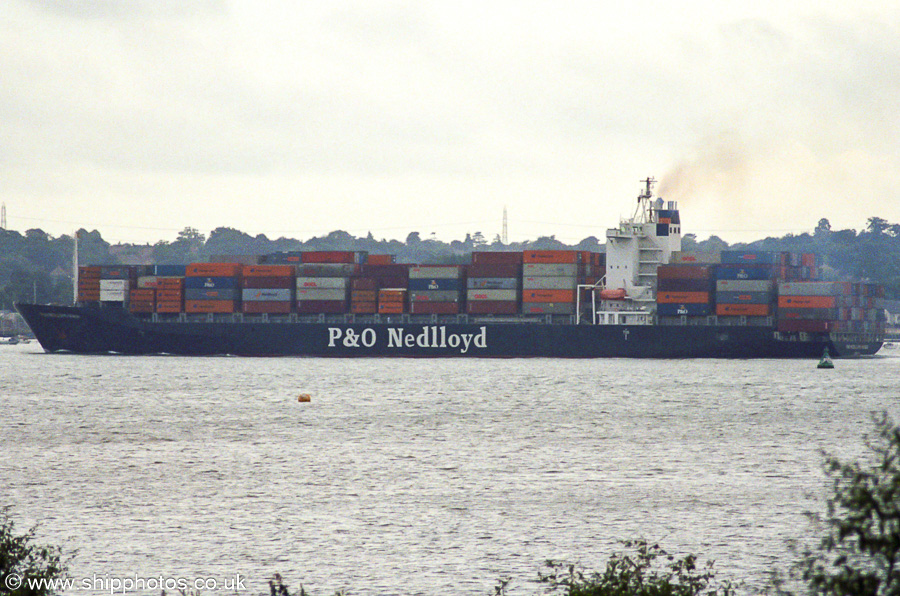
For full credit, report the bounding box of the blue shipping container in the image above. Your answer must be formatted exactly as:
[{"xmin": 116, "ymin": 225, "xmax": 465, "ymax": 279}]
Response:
[
  {"xmin": 407, "ymin": 278, "xmax": 462, "ymax": 291},
  {"xmin": 715, "ymin": 265, "xmax": 774, "ymax": 281},
  {"xmin": 154, "ymin": 265, "xmax": 187, "ymax": 277},
  {"xmin": 184, "ymin": 276, "xmax": 240, "ymax": 290},
  {"xmin": 656, "ymin": 303, "xmax": 713, "ymax": 316}
]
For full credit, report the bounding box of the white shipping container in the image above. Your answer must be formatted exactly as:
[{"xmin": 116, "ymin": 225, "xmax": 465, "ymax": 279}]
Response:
[
  {"xmin": 467, "ymin": 289, "xmax": 518, "ymax": 301},
  {"xmin": 137, "ymin": 276, "xmax": 158, "ymax": 288},
  {"xmin": 522, "ymin": 263, "xmax": 578, "ymax": 277},
  {"xmin": 409, "ymin": 266, "xmax": 463, "ymax": 279},
  {"xmin": 777, "ymin": 281, "xmax": 841, "ymax": 296},
  {"xmin": 522, "ymin": 276, "xmax": 577, "ymax": 290},
  {"xmin": 296, "ymin": 277, "xmax": 348, "ymax": 289},
  {"xmin": 242, "ymin": 289, "xmax": 293, "ymax": 302},
  {"xmin": 716, "ymin": 280, "xmax": 773, "ymax": 293},
  {"xmin": 99, "ymin": 290, "xmax": 127, "ymax": 302},
  {"xmin": 99, "ymin": 279, "xmax": 129, "ymax": 291}
]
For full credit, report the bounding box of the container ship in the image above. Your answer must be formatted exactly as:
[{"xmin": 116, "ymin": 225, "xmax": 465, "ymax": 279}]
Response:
[{"xmin": 16, "ymin": 180, "xmax": 886, "ymax": 358}]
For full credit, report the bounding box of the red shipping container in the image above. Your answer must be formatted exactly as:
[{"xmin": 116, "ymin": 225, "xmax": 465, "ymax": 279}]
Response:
[
  {"xmin": 242, "ymin": 301, "xmax": 293, "ymax": 314},
  {"xmin": 302, "ymin": 251, "xmax": 364, "ymax": 264},
  {"xmin": 467, "ymin": 263, "xmax": 521, "ymax": 278},
  {"xmin": 776, "ymin": 319, "xmax": 831, "ymax": 333},
  {"xmin": 186, "ymin": 263, "xmax": 242, "ymax": 277},
  {"xmin": 361, "ymin": 264, "xmax": 410, "ymax": 278},
  {"xmin": 657, "ymin": 265, "xmax": 713, "ymax": 280},
  {"xmin": 466, "ymin": 301, "xmax": 519, "ymax": 315},
  {"xmin": 243, "ymin": 276, "xmax": 295, "ymax": 289},
  {"xmin": 471, "ymin": 252, "xmax": 524, "ymax": 265},
  {"xmin": 351, "ymin": 278, "xmax": 378, "ymax": 290},
  {"xmin": 522, "ymin": 250, "xmax": 579, "ymax": 264},
  {"xmin": 296, "ymin": 300, "xmax": 348, "ymax": 314},
  {"xmin": 410, "ymin": 302, "xmax": 461, "ymax": 314}
]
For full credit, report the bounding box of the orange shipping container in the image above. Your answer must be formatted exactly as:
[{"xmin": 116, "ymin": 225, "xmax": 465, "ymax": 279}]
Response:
[
  {"xmin": 156, "ymin": 277, "xmax": 184, "ymax": 288},
  {"xmin": 351, "ymin": 301, "xmax": 378, "ymax": 314},
  {"xmin": 155, "ymin": 289, "xmax": 183, "ymax": 301},
  {"xmin": 155, "ymin": 301, "xmax": 183, "ymax": 313},
  {"xmin": 716, "ymin": 304, "xmax": 771, "ymax": 316},
  {"xmin": 185, "ymin": 263, "xmax": 242, "ymax": 277},
  {"xmin": 351, "ymin": 290, "xmax": 377, "ymax": 302},
  {"xmin": 128, "ymin": 301, "xmax": 155, "ymax": 313},
  {"xmin": 522, "ymin": 250, "xmax": 579, "ymax": 264},
  {"xmin": 367, "ymin": 254, "xmax": 396, "ymax": 265},
  {"xmin": 78, "ymin": 266, "xmax": 102, "ymax": 279},
  {"xmin": 185, "ymin": 300, "xmax": 236, "ymax": 314},
  {"xmin": 777, "ymin": 295, "xmax": 837, "ymax": 309},
  {"xmin": 656, "ymin": 291, "xmax": 710, "ymax": 304},
  {"xmin": 378, "ymin": 289, "xmax": 406, "ymax": 302},
  {"xmin": 130, "ymin": 289, "xmax": 156, "ymax": 301},
  {"xmin": 522, "ymin": 289, "xmax": 576, "ymax": 303},
  {"xmin": 378, "ymin": 302, "xmax": 404, "ymax": 314},
  {"xmin": 242, "ymin": 265, "xmax": 294, "ymax": 277}
]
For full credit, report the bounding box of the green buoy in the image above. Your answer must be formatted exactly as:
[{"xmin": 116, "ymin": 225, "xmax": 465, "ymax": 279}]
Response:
[{"xmin": 818, "ymin": 347, "xmax": 834, "ymax": 369}]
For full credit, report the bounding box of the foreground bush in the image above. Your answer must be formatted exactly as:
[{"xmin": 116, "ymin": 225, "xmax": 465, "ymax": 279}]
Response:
[
  {"xmin": 794, "ymin": 412, "xmax": 900, "ymax": 595},
  {"xmin": 0, "ymin": 508, "xmax": 67, "ymax": 596},
  {"xmin": 532, "ymin": 540, "xmax": 735, "ymax": 596}
]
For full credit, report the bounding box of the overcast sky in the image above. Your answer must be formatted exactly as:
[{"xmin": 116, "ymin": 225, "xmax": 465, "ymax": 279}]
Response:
[{"xmin": 2, "ymin": 0, "xmax": 898, "ymax": 245}]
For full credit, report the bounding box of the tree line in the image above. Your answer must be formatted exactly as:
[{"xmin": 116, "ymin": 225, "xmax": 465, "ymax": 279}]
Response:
[{"xmin": 1, "ymin": 216, "xmax": 898, "ymax": 309}]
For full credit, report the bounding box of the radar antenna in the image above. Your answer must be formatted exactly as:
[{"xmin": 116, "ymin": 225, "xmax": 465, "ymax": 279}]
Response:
[{"xmin": 633, "ymin": 177, "xmax": 657, "ymax": 222}]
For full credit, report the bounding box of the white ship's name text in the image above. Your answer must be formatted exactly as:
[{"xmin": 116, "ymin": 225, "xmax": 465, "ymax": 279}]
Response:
[{"xmin": 327, "ymin": 326, "xmax": 487, "ymax": 353}]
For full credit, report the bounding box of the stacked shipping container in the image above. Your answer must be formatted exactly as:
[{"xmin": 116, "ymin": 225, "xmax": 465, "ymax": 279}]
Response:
[
  {"xmin": 714, "ymin": 251, "xmax": 777, "ymax": 318},
  {"xmin": 409, "ymin": 266, "xmax": 464, "ymax": 315},
  {"xmin": 467, "ymin": 252, "xmax": 522, "ymax": 315},
  {"xmin": 521, "ymin": 251, "xmax": 580, "ymax": 315},
  {"xmin": 656, "ymin": 264, "xmax": 715, "ymax": 317},
  {"xmin": 185, "ymin": 263, "xmax": 242, "ymax": 314},
  {"xmin": 242, "ymin": 265, "xmax": 294, "ymax": 314},
  {"xmin": 777, "ymin": 281, "xmax": 886, "ymax": 334}
]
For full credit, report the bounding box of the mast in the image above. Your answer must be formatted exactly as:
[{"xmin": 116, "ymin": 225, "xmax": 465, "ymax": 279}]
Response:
[
  {"xmin": 73, "ymin": 230, "xmax": 79, "ymax": 305},
  {"xmin": 502, "ymin": 206, "xmax": 508, "ymax": 245}
]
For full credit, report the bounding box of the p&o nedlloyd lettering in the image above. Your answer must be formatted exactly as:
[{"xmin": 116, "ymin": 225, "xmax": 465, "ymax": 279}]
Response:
[{"xmin": 327, "ymin": 326, "xmax": 487, "ymax": 353}]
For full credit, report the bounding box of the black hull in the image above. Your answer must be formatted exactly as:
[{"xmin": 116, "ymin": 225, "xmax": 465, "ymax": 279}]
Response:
[{"xmin": 15, "ymin": 303, "xmax": 883, "ymax": 358}]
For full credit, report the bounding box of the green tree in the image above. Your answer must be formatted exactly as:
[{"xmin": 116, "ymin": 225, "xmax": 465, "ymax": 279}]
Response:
[
  {"xmin": 536, "ymin": 540, "xmax": 734, "ymax": 596},
  {"xmin": 0, "ymin": 508, "xmax": 67, "ymax": 596},
  {"xmin": 799, "ymin": 413, "xmax": 900, "ymax": 595}
]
